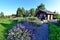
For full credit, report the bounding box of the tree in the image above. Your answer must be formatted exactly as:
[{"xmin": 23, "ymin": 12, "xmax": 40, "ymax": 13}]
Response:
[
  {"xmin": 23, "ymin": 10, "xmax": 29, "ymax": 17},
  {"xmin": 29, "ymin": 8, "xmax": 35, "ymax": 16},
  {"xmin": 37, "ymin": 3, "xmax": 45, "ymax": 10},
  {"xmin": 16, "ymin": 8, "xmax": 23, "ymax": 17},
  {"xmin": 22, "ymin": 7, "xmax": 25, "ymax": 15},
  {"xmin": 0, "ymin": 12, "xmax": 4, "ymax": 18},
  {"xmin": 12, "ymin": 14, "xmax": 16, "ymax": 16},
  {"xmin": 16, "ymin": 7, "xmax": 25, "ymax": 17},
  {"xmin": 54, "ymin": 11, "xmax": 59, "ymax": 19}
]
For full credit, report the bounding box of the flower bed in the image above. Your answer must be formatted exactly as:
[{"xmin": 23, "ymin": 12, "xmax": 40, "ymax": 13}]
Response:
[{"xmin": 7, "ymin": 23, "xmax": 32, "ymax": 40}]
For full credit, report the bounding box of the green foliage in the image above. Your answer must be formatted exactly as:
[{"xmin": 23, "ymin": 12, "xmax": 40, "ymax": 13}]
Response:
[
  {"xmin": 16, "ymin": 8, "xmax": 22, "ymax": 17},
  {"xmin": 0, "ymin": 24, "xmax": 6, "ymax": 40},
  {"xmin": 49, "ymin": 24, "xmax": 60, "ymax": 40},
  {"xmin": 16, "ymin": 3, "xmax": 46, "ymax": 17},
  {"xmin": 12, "ymin": 14, "xmax": 16, "ymax": 16},
  {"xmin": 0, "ymin": 19, "xmax": 18, "ymax": 40},
  {"xmin": 18, "ymin": 17, "xmax": 38, "ymax": 22},
  {"xmin": 28, "ymin": 17, "xmax": 38, "ymax": 20},
  {"xmin": 54, "ymin": 11, "xmax": 60, "ymax": 19},
  {"xmin": 22, "ymin": 7, "xmax": 25, "ymax": 15},
  {"xmin": 34, "ymin": 21, "xmax": 41, "ymax": 26},
  {"xmin": 25, "ymin": 10, "xmax": 29, "ymax": 17},
  {"xmin": 16, "ymin": 8, "xmax": 25, "ymax": 17},
  {"xmin": 57, "ymin": 19, "xmax": 60, "ymax": 26},
  {"xmin": 29, "ymin": 8, "xmax": 36, "ymax": 16},
  {"xmin": 37, "ymin": 3, "xmax": 45, "ymax": 10},
  {"xmin": 0, "ymin": 12, "xmax": 4, "ymax": 18}
]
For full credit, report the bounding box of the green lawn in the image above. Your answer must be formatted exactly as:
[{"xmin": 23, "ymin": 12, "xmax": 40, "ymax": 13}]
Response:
[
  {"xmin": 0, "ymin": 24, "xmax": 6, "ymax": 40},
  {"xmin": 49, "ymin": 23, "xmax": 60, "ymax": 40},
  {"xmin": 0, "ymin": 19, "xmax": 18, "ymax": 40}
]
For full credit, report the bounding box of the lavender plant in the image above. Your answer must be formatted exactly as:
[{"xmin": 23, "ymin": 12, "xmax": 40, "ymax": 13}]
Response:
[{"xmin": 7, "ymin": 23, "xmax": 32, "ymax": 40}]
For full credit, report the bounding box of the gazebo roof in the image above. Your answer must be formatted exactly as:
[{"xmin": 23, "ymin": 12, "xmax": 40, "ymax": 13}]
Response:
[{"xmin": 36, "ymin": 9, "xmax": 54, "ymax": 14}]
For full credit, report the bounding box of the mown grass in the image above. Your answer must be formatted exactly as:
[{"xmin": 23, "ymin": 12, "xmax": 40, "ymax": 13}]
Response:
[
  {"xmin": 0, "ymin": 19, "xmax": 18, "ymax": 40},
  {"xmin": 0, "ymin": 24, "xmax": 6, "ymax": 40},
  {"xmin": 49, "ymin": 23, "xmax": 60, "ymax": 40}
]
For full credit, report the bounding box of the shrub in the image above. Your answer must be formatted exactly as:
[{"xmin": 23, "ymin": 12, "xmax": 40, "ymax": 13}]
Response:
[
  {"xmin": 28, "ymin": 17, "xmax": 38, "ymax": 20},
  {"xmin": 29, "ymin": 21, "xmax": 41, "ymax": 26},
  {"xmin": 7, "ymin": 24, "xmax": 32, "ymax": 40},
  {"xmin": 35, "ymin": 21, "xmax": 41, "ymax": 26}
]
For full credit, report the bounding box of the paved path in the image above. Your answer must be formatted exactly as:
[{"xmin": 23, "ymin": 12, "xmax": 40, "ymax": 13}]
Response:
[{"xmin": 22, "ymin": 22, "xmax": 49, "ymax": 40}]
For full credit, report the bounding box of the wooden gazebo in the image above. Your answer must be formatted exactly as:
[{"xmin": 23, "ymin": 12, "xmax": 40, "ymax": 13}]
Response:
[{"xmin": 36, "ymin": 10, "xmax": 54, "ymax": 20}]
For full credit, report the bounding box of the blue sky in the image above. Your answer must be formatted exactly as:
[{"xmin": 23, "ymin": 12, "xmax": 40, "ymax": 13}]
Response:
[{"xmin": 0, "ymin": 0, "xmax": 60, "ymax": 15}]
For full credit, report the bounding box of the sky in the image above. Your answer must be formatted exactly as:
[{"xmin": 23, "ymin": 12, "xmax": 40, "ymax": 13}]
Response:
[{"xmin": 0, "ymin": 0, "xmax": 60, "ymax": 15}]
